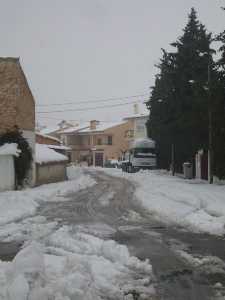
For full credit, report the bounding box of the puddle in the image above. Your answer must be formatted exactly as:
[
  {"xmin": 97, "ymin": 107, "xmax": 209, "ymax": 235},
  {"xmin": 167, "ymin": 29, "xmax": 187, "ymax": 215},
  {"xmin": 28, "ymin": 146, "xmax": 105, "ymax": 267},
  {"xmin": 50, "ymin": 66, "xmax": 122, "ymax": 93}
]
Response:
[{"xmin": 0, "ymin": 241, "xmax": 22, "ymax": 261}]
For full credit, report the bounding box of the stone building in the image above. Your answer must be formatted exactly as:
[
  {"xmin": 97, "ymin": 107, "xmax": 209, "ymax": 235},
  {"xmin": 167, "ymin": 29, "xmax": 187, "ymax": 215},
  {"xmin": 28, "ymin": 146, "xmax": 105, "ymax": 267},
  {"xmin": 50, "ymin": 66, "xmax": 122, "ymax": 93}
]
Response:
[{"xmin": 0, "ymin": 57, "xmax": 35, "ymax": 185}]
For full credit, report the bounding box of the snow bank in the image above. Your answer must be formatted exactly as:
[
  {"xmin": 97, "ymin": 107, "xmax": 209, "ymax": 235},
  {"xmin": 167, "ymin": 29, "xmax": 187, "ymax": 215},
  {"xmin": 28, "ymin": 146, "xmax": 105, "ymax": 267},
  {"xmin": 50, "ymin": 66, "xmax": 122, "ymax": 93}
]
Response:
[
  {"xmin": 102, "ymin": 168, "xmax": 225, "ymax": 236},
  {"xmin": 36, "ymin": 144, "xmax": 68, "ymax": 164},
  {"xmin": 0, "ymin": 167, "xmax": 95, "ymax": 228},
  {"xmin": 32, "ymin": 166, "xmax": 96, "ymax": 202},
  {"xmin": 46, "ymin": 226, "xmax": 155, "ymax": 299},
  {"xmin": 0, "ymin": 227, "xmax": 155, "ymax": 300},
  {"xmin": 0, "ymin": 242, "xmax": 44, "ymax": 300},
  {"xmin": 0, "ymin": 192, "xmax": 38, "ymax": 225}
]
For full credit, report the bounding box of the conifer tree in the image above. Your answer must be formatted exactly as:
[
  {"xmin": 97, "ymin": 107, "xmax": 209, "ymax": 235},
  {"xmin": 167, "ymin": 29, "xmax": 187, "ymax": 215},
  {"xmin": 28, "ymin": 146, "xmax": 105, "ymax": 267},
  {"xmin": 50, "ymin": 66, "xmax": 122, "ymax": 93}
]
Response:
[
  {"xmin": 213, "ymin": 26, "xmax": 225, "ymax": 179},
  {"xmin": 147, "ymin": 8, "xmax": 215, "ymax": 173}
]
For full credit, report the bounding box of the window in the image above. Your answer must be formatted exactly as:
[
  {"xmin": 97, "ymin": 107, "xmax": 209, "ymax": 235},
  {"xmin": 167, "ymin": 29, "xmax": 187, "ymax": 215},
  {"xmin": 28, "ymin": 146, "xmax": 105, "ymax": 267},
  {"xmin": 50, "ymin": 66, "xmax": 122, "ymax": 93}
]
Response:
[
  {"xmin": 107, "ymin": 136, "xmax": 112, "ymax": 145},
  {"xmin": 97, "ymin": 138, "xmax": 102, "ymax": 145},
  {"xmin": 134, "ymin": 148, "xmax": 156, "ymax": 158}
]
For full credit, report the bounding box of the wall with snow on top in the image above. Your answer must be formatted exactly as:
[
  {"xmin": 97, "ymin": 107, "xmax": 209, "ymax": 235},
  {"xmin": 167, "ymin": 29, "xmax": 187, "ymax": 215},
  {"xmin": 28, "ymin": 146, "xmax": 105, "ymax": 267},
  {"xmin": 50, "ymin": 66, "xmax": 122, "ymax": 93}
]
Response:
[{"xmin": 0, "ymin": 143, "xmax": 20, "ymax": 191}]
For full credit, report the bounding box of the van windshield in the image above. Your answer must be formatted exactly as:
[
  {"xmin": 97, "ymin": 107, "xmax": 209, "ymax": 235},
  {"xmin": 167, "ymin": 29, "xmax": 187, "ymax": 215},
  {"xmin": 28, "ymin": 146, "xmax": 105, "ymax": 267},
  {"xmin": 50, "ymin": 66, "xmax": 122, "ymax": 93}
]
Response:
[{"xmin": 134, "ymin": 148, "xmax": 156, "ymax": 158}]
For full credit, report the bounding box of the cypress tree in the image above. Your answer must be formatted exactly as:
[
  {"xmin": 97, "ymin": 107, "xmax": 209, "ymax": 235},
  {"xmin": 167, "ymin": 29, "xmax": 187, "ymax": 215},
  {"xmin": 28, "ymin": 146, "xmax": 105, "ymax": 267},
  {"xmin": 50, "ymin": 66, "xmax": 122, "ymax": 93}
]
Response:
[
  {"xmin": 213, "ymin": 28, "xmax": 225, "ymax": 179},
  {"xmin": 147, "ymin": 8, "xmax": 215, "ymax": 173}
]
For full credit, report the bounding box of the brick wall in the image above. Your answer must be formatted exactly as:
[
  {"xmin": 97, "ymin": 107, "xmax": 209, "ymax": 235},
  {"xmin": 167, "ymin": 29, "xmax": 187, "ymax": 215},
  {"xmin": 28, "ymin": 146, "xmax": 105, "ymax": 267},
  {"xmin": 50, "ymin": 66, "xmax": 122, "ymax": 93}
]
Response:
[{"xmin": 0, "ymin": 58, "xmax": 35, "ymax": 135}]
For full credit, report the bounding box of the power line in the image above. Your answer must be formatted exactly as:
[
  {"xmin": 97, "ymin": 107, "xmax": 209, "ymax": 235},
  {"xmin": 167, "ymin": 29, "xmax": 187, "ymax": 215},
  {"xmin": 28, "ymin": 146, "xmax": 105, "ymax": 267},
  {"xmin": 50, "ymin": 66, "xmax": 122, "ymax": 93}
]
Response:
[
  {"xmin": 37, "ymin": 99, "xmax": 146, "ymax": 114},
  {"xmin": 36, "ymin": 93, "xmax": 149, "ymax": 107}
]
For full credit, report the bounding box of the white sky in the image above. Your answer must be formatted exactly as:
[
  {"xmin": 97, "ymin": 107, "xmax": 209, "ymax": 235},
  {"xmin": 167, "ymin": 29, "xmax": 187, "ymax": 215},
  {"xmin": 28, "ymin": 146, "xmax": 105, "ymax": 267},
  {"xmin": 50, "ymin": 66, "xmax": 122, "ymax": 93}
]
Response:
[{"xmin": 0, "ymin": 0, "xmax": 224, "ymax": 126}]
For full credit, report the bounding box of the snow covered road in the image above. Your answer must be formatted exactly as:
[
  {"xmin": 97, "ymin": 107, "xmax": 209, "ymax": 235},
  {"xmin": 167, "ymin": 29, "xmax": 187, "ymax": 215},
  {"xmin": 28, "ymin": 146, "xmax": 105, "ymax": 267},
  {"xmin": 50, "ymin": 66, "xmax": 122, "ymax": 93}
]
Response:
[
  {"xmin": 102, "ymin": 168, "xmax": 225, "ymax": 236},
  {"xmin": 0, "ymin": 168, "xmax": 156, "ymax": 300},
  {"xmin": 1, "ymin": 167, "xmax": 225, "ymax": 299}
]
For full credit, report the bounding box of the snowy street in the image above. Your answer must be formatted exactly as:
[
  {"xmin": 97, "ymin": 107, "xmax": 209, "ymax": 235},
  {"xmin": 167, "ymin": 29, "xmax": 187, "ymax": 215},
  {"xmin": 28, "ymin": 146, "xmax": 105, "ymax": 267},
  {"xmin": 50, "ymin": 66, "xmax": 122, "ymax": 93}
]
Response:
[{"xmin": 1, "ymin": 167, "xmax": 225, "ymax": 299}]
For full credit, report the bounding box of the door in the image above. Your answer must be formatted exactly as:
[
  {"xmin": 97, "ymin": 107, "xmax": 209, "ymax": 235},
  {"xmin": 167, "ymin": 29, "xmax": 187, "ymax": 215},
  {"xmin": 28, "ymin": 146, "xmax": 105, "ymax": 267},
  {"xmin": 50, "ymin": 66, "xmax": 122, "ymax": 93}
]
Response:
[{"xmin": 95, "ymin": 152, "xmax": 104, "ymax": 167}]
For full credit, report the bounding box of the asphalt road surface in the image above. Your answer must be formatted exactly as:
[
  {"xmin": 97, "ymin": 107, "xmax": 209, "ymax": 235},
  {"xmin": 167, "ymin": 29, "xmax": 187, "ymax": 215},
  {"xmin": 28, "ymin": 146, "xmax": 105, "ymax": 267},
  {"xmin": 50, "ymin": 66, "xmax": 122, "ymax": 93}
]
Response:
[{"xmin": 2, "ymin": 169, "xmax": 225, "ymax": 299}]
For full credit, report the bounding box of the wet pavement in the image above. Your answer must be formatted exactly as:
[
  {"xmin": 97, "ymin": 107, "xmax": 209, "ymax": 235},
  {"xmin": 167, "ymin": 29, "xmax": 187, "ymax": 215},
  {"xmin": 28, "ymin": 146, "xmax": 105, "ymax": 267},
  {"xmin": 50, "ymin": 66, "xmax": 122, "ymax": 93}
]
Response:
[
  {"xmin": 0, "ymin": 241, "xmax": 23, "ymax": 261},
  {"xmin": 1, "ymin": 169, "xmax": 225, "ymax": 299}
]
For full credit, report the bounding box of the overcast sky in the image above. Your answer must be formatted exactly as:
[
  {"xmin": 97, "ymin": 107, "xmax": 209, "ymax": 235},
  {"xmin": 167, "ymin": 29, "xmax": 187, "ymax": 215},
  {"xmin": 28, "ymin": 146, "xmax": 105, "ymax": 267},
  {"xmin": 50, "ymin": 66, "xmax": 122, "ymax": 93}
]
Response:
[{"xmin": 0, "ymin": 0, "xmax": 224, "ymax": 126}]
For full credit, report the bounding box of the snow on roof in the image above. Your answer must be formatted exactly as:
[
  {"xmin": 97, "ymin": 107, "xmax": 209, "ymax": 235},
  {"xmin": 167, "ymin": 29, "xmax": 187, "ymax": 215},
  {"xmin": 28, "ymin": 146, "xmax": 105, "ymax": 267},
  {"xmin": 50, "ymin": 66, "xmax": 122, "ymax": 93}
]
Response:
[
  {"xmin": 40, "ymin": 122, "xmax": 75, "ymax": 136},
  {"xmin": 0, "ymin": 143, "xmax": 21, "ymax": 157},
  {"xmin": 130, "ymin": 138, "xmax": 155, "ymax": 148},
  {"xmin": 36, "ymin": 132, "xmax": 60, "ymax": 143},
  {"xmin": 123, "ymin": 113, "xmax": 149, "ymax": 120},
  {"xmin": 60, "ymin": 123, "xmax": 90, "ymax": 134},
  {"xmin": 46, "ymin": 144, "xmax": 71, "ymax": 151},
  {"xmin": 79, "ymin": 121, "xmax": 127, "ymax": 133},
  {"xmin": 36, "ymin": 144, "xmax": 68, "ymax": 165},
  {"xmin": 40, "ymin": 126, "xmax": 60, "ymax": 135}
]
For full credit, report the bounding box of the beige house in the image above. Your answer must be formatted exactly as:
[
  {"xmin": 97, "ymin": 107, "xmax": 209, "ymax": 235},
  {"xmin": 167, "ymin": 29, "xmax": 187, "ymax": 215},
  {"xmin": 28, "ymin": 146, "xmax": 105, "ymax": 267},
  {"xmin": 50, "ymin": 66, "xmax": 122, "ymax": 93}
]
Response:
[
  {"xmin": 0, "ymin": 57, "xmax": 36, "ymax": 185},
  {"xmin": 123, "ymin": 113, "xmax": 149, "ymax": 145},
  {"xmin": 60, "ymin": 120, "xmax": 131, "ymax": 166}
]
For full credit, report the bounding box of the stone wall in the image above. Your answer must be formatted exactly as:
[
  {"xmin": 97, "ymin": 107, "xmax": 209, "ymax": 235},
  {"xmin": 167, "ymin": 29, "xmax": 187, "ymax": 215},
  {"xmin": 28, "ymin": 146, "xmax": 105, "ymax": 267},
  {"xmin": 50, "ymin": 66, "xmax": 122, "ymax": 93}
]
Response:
[
  {"xmin": 36, "ymin": 162, "xmax": 67, "ymax": 186},
  {"xmin": 0, "ymin": 58, "xmax": 35, "ymax": 134}
]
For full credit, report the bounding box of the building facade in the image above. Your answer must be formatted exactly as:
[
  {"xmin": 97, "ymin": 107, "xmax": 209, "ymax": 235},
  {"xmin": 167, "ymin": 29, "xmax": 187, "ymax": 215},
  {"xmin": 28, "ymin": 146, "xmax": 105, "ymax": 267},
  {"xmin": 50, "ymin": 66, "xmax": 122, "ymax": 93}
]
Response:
[
  {"xmin": 60, "ymin": 120, "xmax": 131, "ymax": 166},
  {"xmin": 0, "ymin": 57, "xmax": 36, "ymax": 185}
]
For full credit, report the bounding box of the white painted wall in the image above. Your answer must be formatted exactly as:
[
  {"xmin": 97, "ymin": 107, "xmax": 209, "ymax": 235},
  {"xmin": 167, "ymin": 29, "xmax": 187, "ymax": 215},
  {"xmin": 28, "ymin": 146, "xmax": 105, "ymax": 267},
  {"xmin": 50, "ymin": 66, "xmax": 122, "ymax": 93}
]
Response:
[
  {"xmin": 0, "ymin": 155, "xmax": 15, "ymax": 191},
  {"xmin": 134, "ymin": 117, "xmax": 148, "ymax": 139}
]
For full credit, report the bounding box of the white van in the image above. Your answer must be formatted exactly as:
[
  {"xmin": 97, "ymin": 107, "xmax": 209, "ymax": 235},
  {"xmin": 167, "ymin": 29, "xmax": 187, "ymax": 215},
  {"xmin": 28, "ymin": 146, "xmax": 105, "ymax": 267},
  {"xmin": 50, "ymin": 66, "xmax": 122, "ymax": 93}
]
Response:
[{"xmin": 121, "ymin": 138, "xmax": 156, "ymax": 172}]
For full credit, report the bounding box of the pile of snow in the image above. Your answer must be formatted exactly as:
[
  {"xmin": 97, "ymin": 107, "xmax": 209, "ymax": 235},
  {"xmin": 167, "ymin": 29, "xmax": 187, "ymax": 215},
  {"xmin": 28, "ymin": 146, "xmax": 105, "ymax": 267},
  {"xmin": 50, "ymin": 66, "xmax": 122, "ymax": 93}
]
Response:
[
  {"xmin": 0, "ymin": 227, "xmax": 155, "ymax": 300},
  {"xmin": 0, "ymin": 191, "xmax": 38, "ymax": 226},
  {"xmin": 35, "ymin": 143, "xmax": 68, "ymax": 164},
  {"xmin": 28, "ymin": 167, "xmax": 96, "ymax": 203},
  {"xmin": 0, "ymin": 143, "xmax": 21, "ymax": 157},
  {"xmin": 102, "ymin": 168, "xmax": 225, "ymax": 236},
  {"xmin": 0, "ymin": 166, "xmax": 95, "ymax": 229},
  {"xmin": 0, "ymin": 215, "xmax": 58, "ymax": 243}
]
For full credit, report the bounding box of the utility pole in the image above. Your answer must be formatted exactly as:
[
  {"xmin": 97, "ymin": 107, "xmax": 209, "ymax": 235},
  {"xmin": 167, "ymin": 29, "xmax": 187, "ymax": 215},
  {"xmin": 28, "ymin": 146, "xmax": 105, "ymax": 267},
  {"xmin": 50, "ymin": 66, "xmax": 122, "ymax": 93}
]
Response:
[
  {"xmin": 171, "ymin": 143, "xmax": 175, "ymax": 176},
  {"xmin": 208, "ymin": 57, "xmax": 213, "ymax": 184}
]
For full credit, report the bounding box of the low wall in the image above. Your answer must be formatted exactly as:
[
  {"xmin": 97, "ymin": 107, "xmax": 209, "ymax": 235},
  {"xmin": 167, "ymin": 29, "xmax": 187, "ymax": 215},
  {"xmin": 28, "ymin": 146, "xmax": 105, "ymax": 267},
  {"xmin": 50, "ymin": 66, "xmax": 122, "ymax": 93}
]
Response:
[
  {"xmin": 0, "ymin": 155, "xmax": 15, "ymax": 191},
  {"xmin": 36, "ymin": 162, "xmax": 67, "ymax": 186}
]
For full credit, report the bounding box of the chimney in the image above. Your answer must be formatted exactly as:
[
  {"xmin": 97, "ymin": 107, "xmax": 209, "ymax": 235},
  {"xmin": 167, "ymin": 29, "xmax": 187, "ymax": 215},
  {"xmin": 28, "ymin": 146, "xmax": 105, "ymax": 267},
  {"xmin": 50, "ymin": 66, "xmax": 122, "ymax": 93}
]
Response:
[
  {"xmin": 90, "ymin": 120, "xmax": 99, "ymax": 130},
  {"xmin": 134, "ymin": 103, "xmax": 139, "ymax": 115},
  {"xmin": 58, "ymin": 120, "xmax": 67, "ymax": 129}
]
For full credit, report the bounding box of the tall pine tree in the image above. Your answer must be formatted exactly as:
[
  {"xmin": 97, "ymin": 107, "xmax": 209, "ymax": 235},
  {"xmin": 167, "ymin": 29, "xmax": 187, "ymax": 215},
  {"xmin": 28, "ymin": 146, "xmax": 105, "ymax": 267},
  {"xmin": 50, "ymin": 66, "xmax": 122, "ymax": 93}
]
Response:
[
  {"xmin": 213, "ymin": 24, "xmax": 225, "ymax": 179},
  {"xmin": 147, "ymin": 8, "xmax": 215, "ymax": 173}
]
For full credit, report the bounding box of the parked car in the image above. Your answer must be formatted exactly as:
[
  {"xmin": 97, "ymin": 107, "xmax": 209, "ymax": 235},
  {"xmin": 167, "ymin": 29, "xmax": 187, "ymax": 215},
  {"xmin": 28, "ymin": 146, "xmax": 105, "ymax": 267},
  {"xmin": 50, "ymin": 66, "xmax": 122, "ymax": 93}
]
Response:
[{"xmin": 104, "ymin": 159, "xmax": 119, "ymax": 168}]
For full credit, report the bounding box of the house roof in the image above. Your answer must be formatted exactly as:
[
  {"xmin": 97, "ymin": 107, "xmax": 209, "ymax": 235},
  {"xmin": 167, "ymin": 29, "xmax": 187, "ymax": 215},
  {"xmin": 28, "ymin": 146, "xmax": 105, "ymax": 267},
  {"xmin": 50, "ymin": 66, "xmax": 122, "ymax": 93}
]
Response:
[
  {"xmin": 36, "ymin": 132, "xmax": 61, "ymax": 143},
  {"xmin": 46, "ymin": 144, "xmax": 71, "ymax": 151},
  {"xmin": 78, "ymin": 121, "xmax": 127, "ymax": 134},
  {"xmin": 60, "ymin": 123, "xmax": 90, "ymax": 134},
  {"xmin": 123, "ymin": 113, "xmax": 149, "ymax": 120},
  {"xmin": 35, "ymin": 144, "xmax": 68, "ymax": 164},
  {"xmin": 59, "ymin": 121, "xmax": 127, "ymax": 135},
  {"xmin": 40, "ymin": 122, "xmax": 76, "ymax": 136},
  {"xmin": 40, "ymin": 126, "xmax": 61, "ymax": 135}
]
